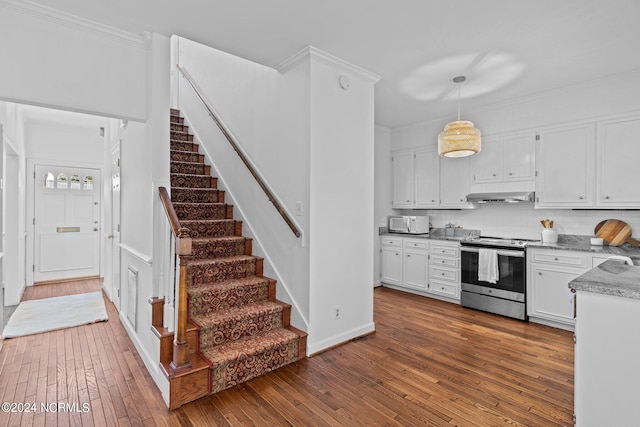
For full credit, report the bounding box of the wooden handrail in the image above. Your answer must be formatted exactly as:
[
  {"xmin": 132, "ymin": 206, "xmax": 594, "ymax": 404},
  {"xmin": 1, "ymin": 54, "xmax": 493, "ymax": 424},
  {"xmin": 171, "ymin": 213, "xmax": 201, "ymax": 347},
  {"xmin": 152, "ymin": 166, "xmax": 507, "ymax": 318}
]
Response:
[
  {"xmin": 176, "ymin": 64, "xmax": 302, "ymax": 239},
  {"xmin": 159, "ymin": 186, "xmax": 180, "ymax": 237},
  {"xmin": 158, "ymin": 186, "xmax": 192, "ymax": 375}
]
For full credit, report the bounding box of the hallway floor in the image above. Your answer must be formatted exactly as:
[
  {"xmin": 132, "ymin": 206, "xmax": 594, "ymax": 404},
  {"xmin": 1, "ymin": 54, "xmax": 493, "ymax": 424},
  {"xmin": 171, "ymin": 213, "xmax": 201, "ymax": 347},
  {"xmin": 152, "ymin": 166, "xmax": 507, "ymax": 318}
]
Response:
[{"xmin": 0, "ymin": 280, "xmax": 574, "ymax": 426}]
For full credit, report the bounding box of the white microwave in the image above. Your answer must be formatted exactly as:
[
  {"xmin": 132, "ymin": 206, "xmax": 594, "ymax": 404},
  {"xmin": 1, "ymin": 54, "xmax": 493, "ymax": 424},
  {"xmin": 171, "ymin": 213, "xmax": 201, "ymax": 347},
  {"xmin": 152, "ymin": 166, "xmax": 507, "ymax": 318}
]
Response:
[{"xmin": 389, "ymin": 216, "xmax": 429, "ymax": 234}]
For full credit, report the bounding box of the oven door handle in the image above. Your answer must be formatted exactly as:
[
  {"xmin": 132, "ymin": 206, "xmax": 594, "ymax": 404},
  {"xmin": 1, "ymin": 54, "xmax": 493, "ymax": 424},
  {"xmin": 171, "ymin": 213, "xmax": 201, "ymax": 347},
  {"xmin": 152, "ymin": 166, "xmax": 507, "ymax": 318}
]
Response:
[{"xmin": 460, "ymin": 246, "xmax": 525, "ymax": 258}]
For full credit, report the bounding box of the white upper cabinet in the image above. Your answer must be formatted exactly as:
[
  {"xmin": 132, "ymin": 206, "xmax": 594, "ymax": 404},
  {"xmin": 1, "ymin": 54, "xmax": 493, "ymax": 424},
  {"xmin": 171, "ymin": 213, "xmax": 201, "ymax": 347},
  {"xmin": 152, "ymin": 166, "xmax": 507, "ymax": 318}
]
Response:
[
  {"xmin": 392, "ymin": 148, "xmax": 439, "ymax": 209},
  {"xmin": 471, "ymin": 132, "xmax": 535, "ymax": 184},
  {"xmin": 503, "ymin": 133, "xmax": 536, "ymax": 181},
  {"xmin": 596, "ymin": 116, "xmax": 640, "ymax": 208},
  {"xmin": 439, "ymin": 156, "xmax": 474, "ymax": 208},
  {"xmin": 414, "ymin": 148, "xmax": 439, "ymax": 208},
  {"xmin": 392, "ymin": 152, "xmax": 414, "ymax": 208},
  {"xmin": 471, "ymin": 137, "xmax": 502, "ymax": 183},
  {"xmin": 535, "ymin": 123, "xmax": 595, "ymax": 208}
]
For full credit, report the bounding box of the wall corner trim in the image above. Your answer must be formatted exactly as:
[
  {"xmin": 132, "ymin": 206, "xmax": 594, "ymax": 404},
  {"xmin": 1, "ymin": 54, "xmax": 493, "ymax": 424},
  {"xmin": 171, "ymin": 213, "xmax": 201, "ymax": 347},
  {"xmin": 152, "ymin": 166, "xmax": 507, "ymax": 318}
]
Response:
[
  {"xmin": 0, "ymin": 0, "xmax": 147, "ymax": 48},
  {"xmin": 275, "ymin": 46, "xmax": 381, "ymax": 84},
  {"xmin": 120, "ymin": 244, "xmax": 153, "ymax": 266}
]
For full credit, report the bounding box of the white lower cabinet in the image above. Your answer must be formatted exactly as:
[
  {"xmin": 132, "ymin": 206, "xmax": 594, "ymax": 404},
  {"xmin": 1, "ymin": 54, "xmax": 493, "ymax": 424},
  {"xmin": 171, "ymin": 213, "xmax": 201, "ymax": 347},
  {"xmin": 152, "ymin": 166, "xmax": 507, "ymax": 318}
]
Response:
[
  {"xmin": 403, "ymin": 247, "xmax": 428, "ymax": 290},
  {"xmin": 380, "ymin": 237, "xmax": 403, "ymax": 286},
  {"xmin": 574, "ymin": 291, "xmax": 640, "ymax": 426},
  {"xmin": 428, "ymin": 241, "xmax": 460, "ymax": 299},
  {"xmin": 380, "ymin": 236, "xmax": 460, "ymax": 302},
  {"xmin": 527, "ymin": 249, "xmax": 592, "ymax": 329}
]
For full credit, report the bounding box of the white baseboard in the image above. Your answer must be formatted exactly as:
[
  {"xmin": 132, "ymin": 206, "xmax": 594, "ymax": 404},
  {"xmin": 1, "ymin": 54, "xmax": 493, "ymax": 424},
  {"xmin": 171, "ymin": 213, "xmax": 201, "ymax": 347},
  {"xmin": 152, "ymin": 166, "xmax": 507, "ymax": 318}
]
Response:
[{"xmin": 306, "ymin": 322, "xmax": 376, "ymax": 356}]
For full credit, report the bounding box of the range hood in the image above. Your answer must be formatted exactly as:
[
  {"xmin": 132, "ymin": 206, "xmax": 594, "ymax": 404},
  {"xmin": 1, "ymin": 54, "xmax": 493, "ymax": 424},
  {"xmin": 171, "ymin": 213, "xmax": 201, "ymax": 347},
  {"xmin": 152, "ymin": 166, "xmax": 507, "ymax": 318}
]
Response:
[{"xmin": 466, "ymin": 192, "xmax": 535, "ymax": 203}]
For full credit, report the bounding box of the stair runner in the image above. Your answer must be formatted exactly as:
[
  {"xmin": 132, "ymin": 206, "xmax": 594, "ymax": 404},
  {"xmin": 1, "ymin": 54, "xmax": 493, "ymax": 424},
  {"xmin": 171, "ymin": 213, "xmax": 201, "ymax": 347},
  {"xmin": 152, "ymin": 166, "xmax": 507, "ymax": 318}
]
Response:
[{"xmin": 169, "ymin": 109, "xmax": 306, "ymax": 394}]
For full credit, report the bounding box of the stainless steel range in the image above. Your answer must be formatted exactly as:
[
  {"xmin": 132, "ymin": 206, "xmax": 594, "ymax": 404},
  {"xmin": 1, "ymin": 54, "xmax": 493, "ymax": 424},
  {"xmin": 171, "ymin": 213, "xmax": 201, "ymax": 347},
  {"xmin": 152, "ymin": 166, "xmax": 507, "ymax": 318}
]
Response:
[{"xmin": 460, "ymin": 237, "xmax": 539, "ymax": 320}]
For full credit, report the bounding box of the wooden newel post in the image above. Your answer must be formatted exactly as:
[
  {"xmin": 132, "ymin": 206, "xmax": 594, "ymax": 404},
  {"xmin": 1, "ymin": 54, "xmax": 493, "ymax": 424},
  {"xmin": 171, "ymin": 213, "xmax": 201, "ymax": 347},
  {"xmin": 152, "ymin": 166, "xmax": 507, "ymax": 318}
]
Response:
[{"xmin": 170, "ymin": 227, "xmax": 193, "ymax": 375}]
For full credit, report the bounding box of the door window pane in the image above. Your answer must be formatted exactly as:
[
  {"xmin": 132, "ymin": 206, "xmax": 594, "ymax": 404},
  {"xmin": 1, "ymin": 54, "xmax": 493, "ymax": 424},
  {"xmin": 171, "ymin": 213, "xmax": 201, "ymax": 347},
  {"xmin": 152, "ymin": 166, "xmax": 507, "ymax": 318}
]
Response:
[
  {"xmin": 83, "ymin": 175, "xmax": 94, "ymax": 190},
  {"xmin": 57, "ymin": 173, "xmax": 68, "ymax": 189},
  {"xmin": 44, "ymin": 172, "xmax": 55, "ymax": 189},
  {"xmin": 70, "ymin": 174, "xmax": 81, "ymax": 190}
]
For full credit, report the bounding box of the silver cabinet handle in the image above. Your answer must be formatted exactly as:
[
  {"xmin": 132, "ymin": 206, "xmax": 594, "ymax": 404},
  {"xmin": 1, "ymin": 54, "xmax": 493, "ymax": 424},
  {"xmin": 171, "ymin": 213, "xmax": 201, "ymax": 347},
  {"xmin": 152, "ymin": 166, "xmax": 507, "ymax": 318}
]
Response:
[
  {"xmin": 605, "ymin": 196, "xmax": 610, "ymax": 199},
  {"xmin": 578, "ymin": 196, "xmax": 584, "ymax": 200}
]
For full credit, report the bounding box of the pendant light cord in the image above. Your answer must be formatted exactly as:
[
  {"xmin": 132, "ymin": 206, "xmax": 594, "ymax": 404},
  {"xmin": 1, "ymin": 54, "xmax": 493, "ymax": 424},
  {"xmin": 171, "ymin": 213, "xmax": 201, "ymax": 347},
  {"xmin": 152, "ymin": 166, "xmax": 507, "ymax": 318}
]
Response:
[{"xmin": 457, "ymin": 82, "xmax": 461, "ymax": 121}]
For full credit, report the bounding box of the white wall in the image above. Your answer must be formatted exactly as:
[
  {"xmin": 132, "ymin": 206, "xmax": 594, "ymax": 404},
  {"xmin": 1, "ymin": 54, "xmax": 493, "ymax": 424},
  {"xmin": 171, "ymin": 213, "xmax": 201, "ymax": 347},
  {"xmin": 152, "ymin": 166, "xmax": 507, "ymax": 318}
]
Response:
[
  {"xmin": 118, "ymin": 33, "xmax": 170, "ymax": 403},
  {"xmin": 25, "ymin": 121, "xmax": 105, "ymax": 164},
  {"xmin": 0, "ymin": 103, "xmax": 27, "ymax": 306},
  {"xmin": 0, "ymin": 0, "xmax": 147, "ymax": 121},
  {"xmin": 373, "ymin": 126, "xmax": 392, "ymax": 285},
  {"xmin": 307, "ymin": 54, "xmax": 378, "ymax": 353},
  {"xmin": 388, "ymin": 70, "xmax": 640, "ymax": 241}
]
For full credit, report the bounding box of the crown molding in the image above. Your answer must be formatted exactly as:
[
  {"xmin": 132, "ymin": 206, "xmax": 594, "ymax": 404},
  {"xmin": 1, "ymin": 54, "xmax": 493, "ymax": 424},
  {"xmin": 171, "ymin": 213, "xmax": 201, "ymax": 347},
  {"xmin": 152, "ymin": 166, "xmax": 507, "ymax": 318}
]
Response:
[
  {"xmin": 0, "ymin": 0, "xmax": 147, "ymax": 48},
  {"xmin": 276, "ymin": 46, "xmax": 380, "ymax": 84}
]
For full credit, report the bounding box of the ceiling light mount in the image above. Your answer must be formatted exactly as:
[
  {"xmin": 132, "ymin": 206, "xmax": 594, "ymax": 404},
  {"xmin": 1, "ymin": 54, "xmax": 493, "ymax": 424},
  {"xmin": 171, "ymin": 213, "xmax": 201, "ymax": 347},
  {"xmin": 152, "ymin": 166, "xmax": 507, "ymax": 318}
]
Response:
[{"xmin": 438, "ymin": 75, "xmax": 481, "ymax": 158}]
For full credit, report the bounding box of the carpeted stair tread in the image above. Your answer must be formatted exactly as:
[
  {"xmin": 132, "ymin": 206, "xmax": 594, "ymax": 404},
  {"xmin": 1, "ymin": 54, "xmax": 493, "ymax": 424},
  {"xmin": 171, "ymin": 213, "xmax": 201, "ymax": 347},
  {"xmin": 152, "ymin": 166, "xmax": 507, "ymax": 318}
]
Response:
[
  {"xmin": 203, "ymin": 328, "xmax": 301, "ymax": 394},
  {"xmin": 179, "ymin": 219, "xmax": 240, "ymax": 238},
  {"xmin": 172, "ymin": 187, "xmax": 222, "ymax": 204},
  {"xmin": 191, "ymin": 236, "xmax": 249, "ymax": 259},
  {"xmin": 171, "ymin": 161, "xmax": 210, "ymax": 175},
  {"xmin": 190, "ymin": 300, "xmax": 285, "ymax": 347},
  {"xmin": 171, "ymin": 173, "xmax": 216, "ymax": 189},
  {"xmin": 186, "ymin": 255, "xmax": 261, "ymax": 285},
  {"xmin": 187, "ymin": 276, "xmax": 273, "ymax": 316},
  {"xmin": 173, "ymin": 202, "xmax": 231, "ymax": 221},
  {"xmin": 171, "ymin": 150, "xmax": 204, "ymax": 163}
]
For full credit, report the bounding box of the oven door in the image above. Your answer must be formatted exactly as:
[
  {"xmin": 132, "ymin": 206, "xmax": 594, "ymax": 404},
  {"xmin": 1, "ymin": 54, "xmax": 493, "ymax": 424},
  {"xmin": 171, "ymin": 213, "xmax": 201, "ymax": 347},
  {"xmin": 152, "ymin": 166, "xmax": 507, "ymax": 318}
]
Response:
[{"xmin": 460, "ymin": 246, "xmax": 526, "ymax": 296}]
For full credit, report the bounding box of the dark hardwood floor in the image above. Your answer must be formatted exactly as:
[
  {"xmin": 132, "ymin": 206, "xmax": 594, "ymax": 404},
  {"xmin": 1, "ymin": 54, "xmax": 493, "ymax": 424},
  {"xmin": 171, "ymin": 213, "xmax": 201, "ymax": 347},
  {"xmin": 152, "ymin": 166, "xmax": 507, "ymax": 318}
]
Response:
[{"xmin": 0, "ymin": 281, "xmax": 574, "ymax": 426}]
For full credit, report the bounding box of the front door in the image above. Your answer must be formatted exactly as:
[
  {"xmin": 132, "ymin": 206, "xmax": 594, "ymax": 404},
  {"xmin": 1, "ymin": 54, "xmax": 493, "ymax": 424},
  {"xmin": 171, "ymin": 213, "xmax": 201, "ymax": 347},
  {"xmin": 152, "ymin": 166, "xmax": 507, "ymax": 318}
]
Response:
[{"xmin": 34, "ymin": 165, "xmax": 101, "ymax": 283}]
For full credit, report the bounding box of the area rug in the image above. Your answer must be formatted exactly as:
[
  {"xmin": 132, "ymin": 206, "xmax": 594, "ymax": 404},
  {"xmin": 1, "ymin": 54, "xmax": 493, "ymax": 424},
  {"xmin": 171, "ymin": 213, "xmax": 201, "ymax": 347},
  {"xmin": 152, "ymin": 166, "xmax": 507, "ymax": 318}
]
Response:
[{"xmin": 2, "ymin": 291, "xmax": 108, "ymax": 339}]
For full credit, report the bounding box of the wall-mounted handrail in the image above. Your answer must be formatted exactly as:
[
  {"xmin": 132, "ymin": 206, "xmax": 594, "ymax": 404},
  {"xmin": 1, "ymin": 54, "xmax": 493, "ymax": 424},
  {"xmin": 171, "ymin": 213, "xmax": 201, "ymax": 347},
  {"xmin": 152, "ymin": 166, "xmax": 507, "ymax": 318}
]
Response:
[
  {"xmin": 176, "ymin": 64, "xmax": 302, "ymax": 239},
  {"xmin": 158, "ymin": 186, "xmax": 192, "ymax": 375}
]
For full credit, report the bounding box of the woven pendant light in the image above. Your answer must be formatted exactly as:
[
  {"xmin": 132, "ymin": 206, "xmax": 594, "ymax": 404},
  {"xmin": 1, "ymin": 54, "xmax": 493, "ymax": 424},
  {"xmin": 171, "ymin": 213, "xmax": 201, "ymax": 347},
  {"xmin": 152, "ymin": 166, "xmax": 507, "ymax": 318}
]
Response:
[{"xmin": 438, "ymin": 76, "xmax": 481, "ymax": 158}]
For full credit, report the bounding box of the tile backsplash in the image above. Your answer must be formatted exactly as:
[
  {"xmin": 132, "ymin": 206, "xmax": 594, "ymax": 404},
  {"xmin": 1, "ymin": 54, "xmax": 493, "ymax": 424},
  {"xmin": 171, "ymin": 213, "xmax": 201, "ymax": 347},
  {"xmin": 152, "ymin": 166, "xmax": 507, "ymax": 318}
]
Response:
[{"xmin": 395, "ymin": 204, "xmax": 640, "ymax": 241}]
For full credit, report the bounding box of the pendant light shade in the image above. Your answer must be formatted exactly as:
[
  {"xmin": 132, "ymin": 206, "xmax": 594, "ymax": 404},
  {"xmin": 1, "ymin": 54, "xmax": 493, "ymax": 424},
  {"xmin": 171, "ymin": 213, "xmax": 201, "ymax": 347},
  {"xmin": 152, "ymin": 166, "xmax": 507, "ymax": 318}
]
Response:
[{"xmin": 438, "ymin": 76, "xmax": 481, "ymax": 158}]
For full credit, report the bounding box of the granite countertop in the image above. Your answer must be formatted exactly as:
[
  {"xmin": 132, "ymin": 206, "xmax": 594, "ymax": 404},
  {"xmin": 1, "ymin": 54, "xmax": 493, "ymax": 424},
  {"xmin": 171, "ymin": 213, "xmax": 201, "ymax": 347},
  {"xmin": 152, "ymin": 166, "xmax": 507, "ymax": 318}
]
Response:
[
  {"xmin": 527, "ymin": 234, "xmax": 640, "ymax": 259},
  {"xmin": 380, "ymin": 228, "xmax": 480, "ymax": 243},
  {"xmin": 569, "ymin": 259, "xmax": 640, "ymax": 300}
]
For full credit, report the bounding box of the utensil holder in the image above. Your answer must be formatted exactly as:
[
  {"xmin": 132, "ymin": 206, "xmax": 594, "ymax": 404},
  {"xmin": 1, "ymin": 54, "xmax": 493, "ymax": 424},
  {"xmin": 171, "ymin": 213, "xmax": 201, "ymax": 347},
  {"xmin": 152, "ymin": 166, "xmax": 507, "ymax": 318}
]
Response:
[{"xmin": 541, "ymin": 228, "xmax": 558, "ymax": 243}]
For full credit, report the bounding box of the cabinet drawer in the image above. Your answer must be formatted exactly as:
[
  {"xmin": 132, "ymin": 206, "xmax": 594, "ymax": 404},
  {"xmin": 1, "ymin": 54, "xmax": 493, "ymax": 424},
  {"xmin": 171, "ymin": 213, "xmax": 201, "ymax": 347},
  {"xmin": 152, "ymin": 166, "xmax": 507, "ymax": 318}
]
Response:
[
  {"xmin": 430, "ymin": 266, "xmax": 458, "ymax": 282},
  {"xmin": 530, "ymin": 250, "xmax": 587, "ymax": 268},
  {"xmin": 404, "ymin": 239, "xmax": 428, "ymax": 250},
  {"xmin": 429, "ymin": 280, "xmax": 458, "ymax": 298},
  {"xmin": 381, "ymin": 237, "xmax": 402, "ymax": 247},
  {"xmin": 430, "ymin": 245, "xmax": 458, "ymax": 257},
  {"xmin": 430, "ymin": 256, "xmax": 458, "ymax": 268}
]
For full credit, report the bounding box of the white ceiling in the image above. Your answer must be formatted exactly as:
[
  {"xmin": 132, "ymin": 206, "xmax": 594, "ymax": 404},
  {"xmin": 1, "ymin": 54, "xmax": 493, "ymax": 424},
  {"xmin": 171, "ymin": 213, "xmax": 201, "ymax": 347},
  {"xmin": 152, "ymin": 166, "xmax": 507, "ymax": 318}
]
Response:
[{"xmin": 25, "ymin": 0, "xmax": 640, "ymax": 128}]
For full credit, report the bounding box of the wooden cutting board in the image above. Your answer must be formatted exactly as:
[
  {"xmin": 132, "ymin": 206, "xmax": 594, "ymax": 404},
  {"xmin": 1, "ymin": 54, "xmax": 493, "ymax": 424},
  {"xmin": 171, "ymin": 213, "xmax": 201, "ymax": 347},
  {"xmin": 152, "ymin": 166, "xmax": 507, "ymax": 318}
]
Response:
[{"xmin": 594, "ymin": 219, "xmax": 640, "ymax": 246}]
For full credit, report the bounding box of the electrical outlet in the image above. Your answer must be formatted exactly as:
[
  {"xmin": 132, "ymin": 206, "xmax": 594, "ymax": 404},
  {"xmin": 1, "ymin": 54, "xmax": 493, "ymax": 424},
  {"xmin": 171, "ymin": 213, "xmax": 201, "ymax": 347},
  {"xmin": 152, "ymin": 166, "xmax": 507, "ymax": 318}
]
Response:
[
  {"xmin": 334, "ymin": 305, "xmax": 341, "ymax": 320},
  {"xmin": 296, "ymin": 201, "xmax": 303, "ymax": 216}
]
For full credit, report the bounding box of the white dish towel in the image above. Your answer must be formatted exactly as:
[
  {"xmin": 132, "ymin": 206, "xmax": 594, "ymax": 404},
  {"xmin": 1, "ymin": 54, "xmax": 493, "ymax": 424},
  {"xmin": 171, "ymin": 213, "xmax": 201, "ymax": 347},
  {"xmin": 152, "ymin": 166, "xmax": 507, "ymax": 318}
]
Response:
[{"xmin": 478, "ymin": 249, "xmax": 499, "ymax": 284}]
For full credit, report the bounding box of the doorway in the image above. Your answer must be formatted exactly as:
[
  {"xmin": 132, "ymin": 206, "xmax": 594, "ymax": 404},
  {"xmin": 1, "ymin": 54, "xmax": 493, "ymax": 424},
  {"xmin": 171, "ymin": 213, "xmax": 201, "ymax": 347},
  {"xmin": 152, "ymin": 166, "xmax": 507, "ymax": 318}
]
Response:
[{"xmin": 33, "ymin": 164, "xmax": 101, "ymax": 283}]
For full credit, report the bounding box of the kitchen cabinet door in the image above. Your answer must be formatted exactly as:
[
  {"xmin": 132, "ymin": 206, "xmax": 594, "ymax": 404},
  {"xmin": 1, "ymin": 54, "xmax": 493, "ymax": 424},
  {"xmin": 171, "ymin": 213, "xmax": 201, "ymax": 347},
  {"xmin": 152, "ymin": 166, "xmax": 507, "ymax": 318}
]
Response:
[
  {"xmin": 528, "ymin": 264, "xmax": 578, "ymax": 326},
  {"xmin": 535, "ymin": 124, "xmax": 595, "ymax": 208},
  {"xmin": 596, "ymin": 116, "xmax": 640, "ymax": 208},
  {"xmin": 503, "ymin": 133, "xmax": 535, "ymax": 181},
  {"xmin": 392, "ymin": 152, "xmax": 413, "ymax": 208},
  {"xmin": 439, "ymin": 156, "xmax": 474, "ymax": 208},
  {"xmin": 471, "ymin": 138, "xmax": 502, "ymax": 183},
  {"xmin": 402, "ymin": 248, "xmax": 428, "ymax": 290},
  {"xmin": 381, "ymin": 246, "xmax": 402, "ymax": 286},
  {"xmin": 414, "ymin": 148, "xmax": 439, "ymax": 208}
]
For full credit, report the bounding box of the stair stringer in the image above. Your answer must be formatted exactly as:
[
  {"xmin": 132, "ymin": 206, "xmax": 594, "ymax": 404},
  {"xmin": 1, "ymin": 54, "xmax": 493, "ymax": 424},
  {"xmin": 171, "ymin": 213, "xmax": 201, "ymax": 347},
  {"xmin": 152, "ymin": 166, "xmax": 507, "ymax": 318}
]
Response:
[{"xmin": 181, "ymin": 112, "xmax": 310, "ymax": 337}]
